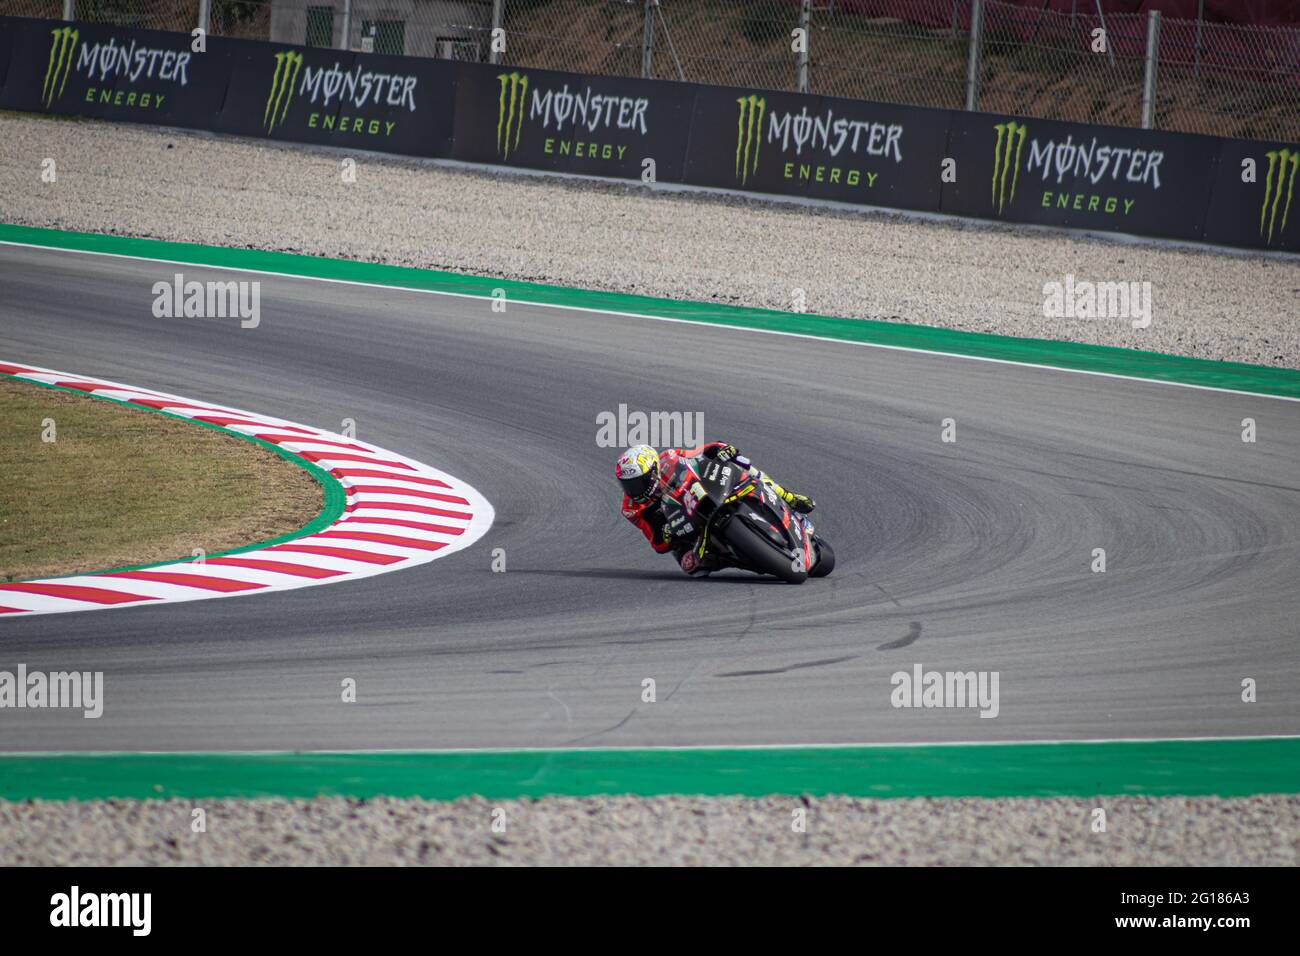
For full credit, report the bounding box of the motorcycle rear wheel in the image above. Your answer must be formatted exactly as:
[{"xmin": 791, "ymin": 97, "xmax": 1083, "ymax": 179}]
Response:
[{"xmin": 724, "ymin": 519, "xmax": 808, "ymax": 584}]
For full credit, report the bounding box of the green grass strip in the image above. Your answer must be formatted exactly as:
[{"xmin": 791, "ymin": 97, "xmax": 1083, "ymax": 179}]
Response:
[
  {"xmin": 3, "ymin": 222, "xmax": 1298, "ymax": 398},
  {"xmin": 1, "ymin": 738, "xmax": 1296, "ymax": 800},
  {"xmin": 1, "ymin": 375, "xmax": 346, "ymax": 579}
]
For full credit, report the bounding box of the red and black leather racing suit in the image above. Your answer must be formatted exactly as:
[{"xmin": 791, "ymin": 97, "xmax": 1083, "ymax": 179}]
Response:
[
  {"xmin": 622, "ymin": 442, "xmax": 811, "ymax": 575},
  {"xmin": 621, "ymin": 443, "xmax": 729, "ymax": 558}
]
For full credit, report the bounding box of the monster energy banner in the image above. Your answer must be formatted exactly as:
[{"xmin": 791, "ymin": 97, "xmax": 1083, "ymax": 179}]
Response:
[
  {"xmin": 941, "ymin": 112, "xmax": 1220, "ymax": 241},
  {"xmin": 0, "ymin": 16, "xmax": 1295, "ymax": 253},
  {"xmin": 0, "ymin": 17, "xmax": 228, "ymax": 125},
  {"xmin": 684, "ymin": 86, "xmax": 946, "ymax": 210},
  {"xmin": 215, "ymin": 40, "xmax": 454, "ymax": 155},
  {"xmin": 450, "ymin": 62, "xmax": 695, "ymax": 181},
  {"xmin": 1202, "ymin": 138, "xmax": 1300, "ymax": 252}
]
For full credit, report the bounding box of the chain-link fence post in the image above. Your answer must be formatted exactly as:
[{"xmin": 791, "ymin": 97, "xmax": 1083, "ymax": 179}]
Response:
[
  {"xmin": 641, "ymin": 0, "xmax": 656, "ymax": 79},
  {"xmin": 797, "ymin": 0, "xmax": 811, "ymax": 93},
  {"xmin": 197, "ymin": 0, "xmax": 211, "ymax": 36},
  {"xmin": 62, "ymin": 0, "xmax": 73, "ymax": 20},
  {"xmin": 965, "ymin": 0, "xmax": 984, "ymax": 110},
  {"xmin": 490, "ymin": 0, "xmax": 504, "ymax": 66},
  {"xmin": 339, "ymin": 0, "xmax": 352, "ymax": 51},
  {"xmin": 1093, "ymin": 0, "xmax": 1116, "ymax": 66},
  {"xmin": 1141, "ymin": 8, "xmax": 1160, "ymax": 129},
  {"xmin": 1193, "ymin": 0, "xmax": 1204, "ymax": 78}
]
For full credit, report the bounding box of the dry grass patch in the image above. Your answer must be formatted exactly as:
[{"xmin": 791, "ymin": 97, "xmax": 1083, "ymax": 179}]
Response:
[{"xmin": 0, "ymin": 378, "xmax": 322, "ymax": 581}]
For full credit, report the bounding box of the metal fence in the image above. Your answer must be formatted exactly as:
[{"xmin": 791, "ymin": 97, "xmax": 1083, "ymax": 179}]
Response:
[
  {"xmin": 4, "ymin": 0, "xmax": 1298, "ymax": 141},
  {"xmin": 974, "ymin": 3, "xmax": 1150, "ymax": 129},
  {"xmin": 1153, "ymin": 15, "xmax": 1300, "ymax": 143}
]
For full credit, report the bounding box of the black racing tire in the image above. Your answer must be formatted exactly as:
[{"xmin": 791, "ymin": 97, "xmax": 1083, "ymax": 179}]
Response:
[
  {"xmin": 722, "ymin": 518, "xmax": 808, "ymax": 584},
  {"xmin": 810, "ymin": 535, "xmax": 835, "ymax": 578}
]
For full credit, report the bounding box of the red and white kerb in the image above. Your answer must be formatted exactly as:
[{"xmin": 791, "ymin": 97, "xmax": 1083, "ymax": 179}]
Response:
[{"xmin": 0, "ymin": 361, "xmax": 494, "ymax": 616}]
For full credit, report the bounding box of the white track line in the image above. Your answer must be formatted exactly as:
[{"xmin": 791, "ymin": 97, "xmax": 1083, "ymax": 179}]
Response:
[{"xmin": 3, "ymin": 732, "xmax": 1296, "ymax": 757}]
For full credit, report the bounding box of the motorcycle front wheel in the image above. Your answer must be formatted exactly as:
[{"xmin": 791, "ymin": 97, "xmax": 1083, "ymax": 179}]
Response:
[{"xmin": 810, "ymin": 535, "xmax": 835, "ymax": 578}]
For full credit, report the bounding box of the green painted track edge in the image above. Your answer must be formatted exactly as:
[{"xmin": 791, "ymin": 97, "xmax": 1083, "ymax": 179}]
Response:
[
  {"xmin": 0, "ymin": 738, "xmax": 1297, "ymax": 800},
  {"xmin": 0, "ymin": 375, "xmax": 346, "ymax": 581},
  {"xmin": 3, "ymin": 222, "xmax": 1298, "ymax": 398}
]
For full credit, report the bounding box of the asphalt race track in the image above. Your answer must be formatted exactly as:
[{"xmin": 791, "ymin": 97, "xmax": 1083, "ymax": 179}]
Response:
[{"xmin": 2, "ymin": 244, "xmax": 1297, "ymax": 751}]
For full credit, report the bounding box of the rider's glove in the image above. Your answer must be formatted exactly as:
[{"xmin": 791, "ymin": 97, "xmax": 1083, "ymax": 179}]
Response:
[
  {"xmin": 786, "ymin": 492, "xmax": 816, "ymax": 514},
  {"xmin": 712, "ymin": 444, "xmax": 750, "ymax": 468}
]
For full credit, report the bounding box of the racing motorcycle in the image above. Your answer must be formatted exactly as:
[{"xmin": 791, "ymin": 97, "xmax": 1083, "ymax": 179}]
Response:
[{"xmin": 659, "ymin": 454, "xmax": 834, "ymax": 584}]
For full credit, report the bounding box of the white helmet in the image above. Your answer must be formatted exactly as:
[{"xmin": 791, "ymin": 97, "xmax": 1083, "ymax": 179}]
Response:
[{"xmin": 614, "ymin": 444, "xmax": 663, "ymax": 503}]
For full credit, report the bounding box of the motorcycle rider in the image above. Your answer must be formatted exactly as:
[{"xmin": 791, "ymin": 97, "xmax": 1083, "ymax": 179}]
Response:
[{"xmin": 615, "ymin": 442, "xmax": 815, "ymax": 575}]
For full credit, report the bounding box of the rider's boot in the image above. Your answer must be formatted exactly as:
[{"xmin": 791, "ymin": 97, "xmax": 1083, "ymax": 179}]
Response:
[{"xmin": 760, "ymin": 473, "xmax": 816, "ymax": 514}]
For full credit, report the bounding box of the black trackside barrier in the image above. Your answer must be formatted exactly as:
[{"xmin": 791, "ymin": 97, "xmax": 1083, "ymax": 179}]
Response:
[
  {"xmin": 0, "ymin": 17, "xmax": 231, "ymax": 130},
  {"xmin": 1203, "ymin": 137, "xmax": 1300, "ymax": 253},
  {"xmin": 941, "ymin": 111, "xmax": 1222, "ymax": 242},
  {"xmin": 684, "ymin": 85, "xmax": 949, "ymax": 212},
  {"xmin": 0, "ymin": 15, "xmax": 1295, "ymax": 254},
  {"xmin": 215, "ymin": 39, "xmax": 455, "ymax": 157},
  {"xmin": 451, "ymin": 62, "xmax": 696, "ymax": 182},
  {"xmin": 0, "ymin": 16, "xmax": 13, "ymax": 93}
]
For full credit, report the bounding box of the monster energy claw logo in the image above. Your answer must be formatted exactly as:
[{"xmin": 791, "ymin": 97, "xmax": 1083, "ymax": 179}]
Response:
[
  {"xmin": 735, "ymin": 94, "xmax": 765, "ymax": 185},
  {"xmin": 264, "ymin": 51, "xmax": 303, "ymax": 133},
  {"xmin": 496, "ymin": 71, "xmax": 528, "ymax": 159},
  {"xmin": 1260, "ymin": 149, "xmax": 1298, "ymax": 245},
  {"xmin": 991, "ymin": 121, "xmax": 1027, "ymax": 215},
  {"xmin": 43, "ymin": 26, "xmax": 79, "ymax": 108}
]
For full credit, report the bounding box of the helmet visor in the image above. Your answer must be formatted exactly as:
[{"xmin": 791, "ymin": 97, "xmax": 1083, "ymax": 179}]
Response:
[{"xmin": 619, "ymin": 471, "xmax": 660, "ymax": 503}]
